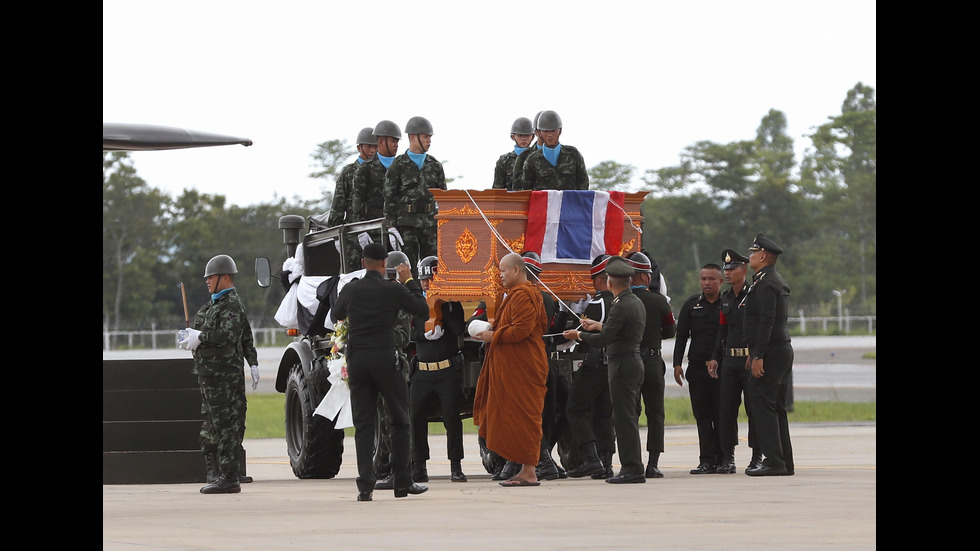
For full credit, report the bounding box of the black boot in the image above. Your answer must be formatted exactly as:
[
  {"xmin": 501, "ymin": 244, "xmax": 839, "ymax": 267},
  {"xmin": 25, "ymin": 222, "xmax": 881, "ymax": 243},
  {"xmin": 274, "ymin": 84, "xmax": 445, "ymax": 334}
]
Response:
[
  {"xmin": 566, "ymin": 442, "xmax": 603, "ymax": 478},
  {"xmin": 495, "ymin": 460, "xmax": 519, "ymax": 481},
  {"xmin": 412, "ymin": 461, "xmax": 429, "ymax": 483},
  {"xmin": 535, "ymin": 445, "xmax": 561, "ymax": 481},
  {"xmin": 594, "ymin": 450, "xmax": 614, "ymax": 479},
  {"xmin": 746, "ymin": 449, "xmax": 764, "ymax": 473},
  {"xmin": 204, "ymin": 454, "xmax": 219, "ymax": 484},
  {"xmin": 717, "ymin": 449, "xmax": 736, "ymax": 473},
  {"xmin": 450, "ymin": 460, "xmax": 467, "ymax": 482},
  {"xmin": 645, "ymin": 453, "xmax": 664, "ymax": 479},
  {"xmin": 200, "ymin": 473, "xmax": 241, "ymax": 494}
]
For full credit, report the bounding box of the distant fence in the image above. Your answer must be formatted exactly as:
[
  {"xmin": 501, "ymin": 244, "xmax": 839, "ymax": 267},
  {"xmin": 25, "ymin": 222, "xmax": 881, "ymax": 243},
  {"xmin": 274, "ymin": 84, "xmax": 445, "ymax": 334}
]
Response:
[{"xmin": 103, "ymin": 315, "xmax": 876, "ymax": 351}]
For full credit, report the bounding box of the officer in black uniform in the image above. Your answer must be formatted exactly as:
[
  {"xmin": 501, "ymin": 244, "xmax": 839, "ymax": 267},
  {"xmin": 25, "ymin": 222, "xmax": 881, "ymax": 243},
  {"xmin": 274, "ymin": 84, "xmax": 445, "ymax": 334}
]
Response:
[
  {"xmin": 564, "ymin": 255, "xmax": 616, "ymax": 479},
  {"xmin": 710, "ymin": 248, "xmax": 761, "ymax": 473},
  {"xmin": 409, "ymin": 255, "xmax": 468, "ymax": 483},
  {"xmin": 564, "ymin": 256, "xmax": 647, "ymax": 484},
  {"xmin": 626, "ymin": 251, "xmax": 677, "ymax": 478},
  {"xmin": 331, "ymin": 242, "xmax": 431, "ymax": 501},
  {"xmin": 673, "ymin": 263, "xmax": 725, "ymax": 474},
  {"xmin": 742, "ymin": 233, "xmax": 795, "ymax": 477}
]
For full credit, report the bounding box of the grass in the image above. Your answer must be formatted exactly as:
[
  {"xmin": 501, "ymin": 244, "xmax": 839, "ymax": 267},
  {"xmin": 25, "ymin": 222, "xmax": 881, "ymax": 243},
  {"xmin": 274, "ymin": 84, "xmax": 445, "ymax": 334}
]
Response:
[{"xmin": 245, "ymin": 395, "xmax": 876, "ymax": 439}]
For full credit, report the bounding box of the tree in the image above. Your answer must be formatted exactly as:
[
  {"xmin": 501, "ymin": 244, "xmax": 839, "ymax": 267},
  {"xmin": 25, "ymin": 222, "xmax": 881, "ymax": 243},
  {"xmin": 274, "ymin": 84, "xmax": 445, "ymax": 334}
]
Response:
[
  {"xmin": 309, "ymin": 138, "xmax": 355, "ymax": 180},
  {"xmin": 588, "ymin": 160, "xmax": 636, "ymax": 191}
]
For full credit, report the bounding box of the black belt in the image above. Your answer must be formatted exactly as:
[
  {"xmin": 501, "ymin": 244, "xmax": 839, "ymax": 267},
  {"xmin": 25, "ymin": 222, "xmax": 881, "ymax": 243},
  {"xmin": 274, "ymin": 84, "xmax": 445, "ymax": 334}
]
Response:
[
  {"xmin": 640, "ymin": 347, "xmax": 662, "ymax": 357},
  {"xmin": 608, "ymin": 352, "xmax": 641, "ymax": 360},
  {"xmin": 400, "ymin": 201, "xmax": 436, "ymax": 214},
  {"xmin": 725, "ymin": 347, "xmax": 750, "ymax": 357}
]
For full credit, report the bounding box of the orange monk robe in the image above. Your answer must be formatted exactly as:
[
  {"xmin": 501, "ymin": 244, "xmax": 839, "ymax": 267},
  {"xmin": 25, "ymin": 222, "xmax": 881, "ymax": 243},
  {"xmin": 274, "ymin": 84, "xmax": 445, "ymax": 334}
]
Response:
[{"xmin": 473, "ymin": 280, "xmax": 550, "ymax": 466}]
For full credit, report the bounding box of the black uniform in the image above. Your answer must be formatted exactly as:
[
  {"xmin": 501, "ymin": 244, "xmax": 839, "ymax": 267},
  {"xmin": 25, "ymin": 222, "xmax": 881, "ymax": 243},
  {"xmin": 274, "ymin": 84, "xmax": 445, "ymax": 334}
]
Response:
[
  {"xmin": 579, "ymin": 288, "xmax": 646, "ymax": 476},
  {"xmin": 743, "ymin": 265, "xmax": 794, "ymax": 473},
  {"xmin": 331, "ymin": 270, "xmax": 429, "ymax": 495},
  {"xmin": 673, "ymin": 293, "xmax": 724, "ymax": 468},
  {"xmin": 634, "ymin": 286, "xmax": 676, "ymax": 460},
  {"xmin": 712, "ymin": 283, "xmax": 757, "ymax": 459},
  {"xmin": 565, "ymin": 290, "xmax": 616, "ymax": 462},
  {"xmin": 409, "ymin": 301, "xmax": 466, "ymax": 467}
]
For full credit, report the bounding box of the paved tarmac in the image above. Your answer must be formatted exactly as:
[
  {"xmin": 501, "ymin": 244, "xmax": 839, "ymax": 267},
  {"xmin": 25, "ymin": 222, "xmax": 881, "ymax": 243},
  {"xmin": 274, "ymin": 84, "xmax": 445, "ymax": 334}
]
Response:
[{"xmin": 103, "ymin": 423, "xmax": 876, "ymax": 550}]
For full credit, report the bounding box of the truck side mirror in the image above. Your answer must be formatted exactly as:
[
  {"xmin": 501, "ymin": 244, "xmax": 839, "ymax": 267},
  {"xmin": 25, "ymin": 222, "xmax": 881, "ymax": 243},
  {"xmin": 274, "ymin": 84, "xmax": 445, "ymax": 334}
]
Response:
[{"xmin": 255, "ymin": 257, "xmax": 272, "ymax": 288}]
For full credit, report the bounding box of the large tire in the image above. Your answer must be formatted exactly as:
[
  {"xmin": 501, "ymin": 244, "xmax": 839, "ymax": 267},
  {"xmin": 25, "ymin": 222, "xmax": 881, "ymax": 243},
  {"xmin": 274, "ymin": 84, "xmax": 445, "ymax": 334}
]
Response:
[{"xmin": 284, "ymin": 363, "xmax": 344, "ymax": 479}]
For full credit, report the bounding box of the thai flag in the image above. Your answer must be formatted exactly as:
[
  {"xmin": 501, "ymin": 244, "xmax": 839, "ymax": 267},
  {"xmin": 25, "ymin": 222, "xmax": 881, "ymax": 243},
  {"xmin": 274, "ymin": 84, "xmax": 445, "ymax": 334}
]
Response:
[{"xmin": 524, "ymin": 190, "xmax": 626, "ymax": 264}]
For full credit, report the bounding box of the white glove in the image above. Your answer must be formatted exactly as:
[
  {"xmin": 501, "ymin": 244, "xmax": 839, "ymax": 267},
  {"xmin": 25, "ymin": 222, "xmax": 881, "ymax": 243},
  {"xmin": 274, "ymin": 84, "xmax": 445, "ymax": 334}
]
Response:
[
  {"xmin": 570, "ymin": 295, "xmax": 591, "ymax": 315},
  {"xmin": 250, "ymin": 366, "xmax": 260, "ymax": 390},
  {"xmin": 177, "ymin": 328, "xmax": 201, "ymax": 351},
  {"xmin": 424, "ymin": 324, "xmax": 444, "ymax": 341},
  {"xmin": 358, "ymin": 232, "xmax": 373, "ymax": 249},
  {"xmin": 388, "ymin": 227, "xmax": 404, "ymax": 251}
]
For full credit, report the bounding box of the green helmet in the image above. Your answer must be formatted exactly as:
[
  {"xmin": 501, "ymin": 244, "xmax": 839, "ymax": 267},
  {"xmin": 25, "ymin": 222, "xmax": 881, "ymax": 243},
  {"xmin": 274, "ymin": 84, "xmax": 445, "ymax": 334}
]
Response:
[
  {"xmin": 385, "ymin": 250, "xmax": 410, "ymax": 280},
  {"xmin": 373, "ymin": 120, "xmax": 402, "ymax": 139},
  {"xmin": 511, "ymin": 117, "xmax": 533, "ymax": 135},
  {"xmin": 532, "ymin": 111, "xmax": 544, "ymax": 131},
  {"xmin": 356, "ymin": 127, "xmax": 377, "ymax": 145},
  {"xmin": 405, "ymin": 116, "xmax": 434, "ymax": 135},
  {"xmin": 536, "ymin": 110, "xmax": 562, "ymax": 131},
  {"xmin": 204, "ymin": 254, "xmax": 238, "ymax": 277}
]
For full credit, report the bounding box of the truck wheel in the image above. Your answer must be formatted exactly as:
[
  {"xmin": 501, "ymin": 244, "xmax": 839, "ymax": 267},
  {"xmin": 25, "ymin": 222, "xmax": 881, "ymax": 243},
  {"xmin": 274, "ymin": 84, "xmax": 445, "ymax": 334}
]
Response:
[{"xmin": 284, "ymin": 362, "xmax": 344, "ymax": 479}]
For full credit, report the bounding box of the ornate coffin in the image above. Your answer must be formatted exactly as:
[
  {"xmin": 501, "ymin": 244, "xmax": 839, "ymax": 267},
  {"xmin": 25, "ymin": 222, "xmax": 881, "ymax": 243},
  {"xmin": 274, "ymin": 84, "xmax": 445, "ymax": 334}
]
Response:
[{"xmin": 425, "ymin": 189, "xmax": 647, "ymax": 326}]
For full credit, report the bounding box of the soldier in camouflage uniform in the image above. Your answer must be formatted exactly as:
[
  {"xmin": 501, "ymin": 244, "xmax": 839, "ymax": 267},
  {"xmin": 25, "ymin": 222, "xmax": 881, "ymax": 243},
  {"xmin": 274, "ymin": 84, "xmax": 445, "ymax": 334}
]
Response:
[
  {"xmin": 383, "ymin": 116, "xmax": 446, "ymax": 277},
  {"xmin": 519, "ymin": 110, "xmax": 590, "ymax": 191},
  {"xmin": 510, "ymin": 110, "xmax": 543, "ymax": 191},
  {"xmin": 492, "ymin": 117, "xmax": 534, "ymax": 190},
  {"xmin": 177, "ymin": 254, "xmax": 260, "ymax": 494},
  {"xmin": 352, "ymin": 120, "xmax": 402, "ymax": 253},
  {"xmin": 329, "ymin": 127, "xmax": 378, "ymax": 271}
]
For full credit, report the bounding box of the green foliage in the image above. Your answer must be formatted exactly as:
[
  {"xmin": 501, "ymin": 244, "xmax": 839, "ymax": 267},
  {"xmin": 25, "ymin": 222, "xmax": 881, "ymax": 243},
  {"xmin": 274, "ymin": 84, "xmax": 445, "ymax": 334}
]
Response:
[{"xmin": 588, "ymin": 160, "xmax": 636, "ymax": 191}]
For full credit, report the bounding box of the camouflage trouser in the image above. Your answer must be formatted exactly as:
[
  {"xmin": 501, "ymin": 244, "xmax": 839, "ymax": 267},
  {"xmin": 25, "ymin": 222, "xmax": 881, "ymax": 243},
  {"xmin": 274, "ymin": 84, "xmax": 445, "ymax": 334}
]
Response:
[
  {"xmin": 396, "ymin": 223, "xmax": 437, "ymax": 279},
  {"xmin": 198, "ymin": 369, "xmax": 247, "ymax": 475}
]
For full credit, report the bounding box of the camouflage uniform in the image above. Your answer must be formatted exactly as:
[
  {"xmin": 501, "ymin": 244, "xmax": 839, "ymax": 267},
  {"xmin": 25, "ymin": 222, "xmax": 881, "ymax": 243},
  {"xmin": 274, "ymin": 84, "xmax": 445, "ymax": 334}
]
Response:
[
  {"xmin": 509, "ymin": 144, "xmax": 539, "ymax": 191},
  {"xmin": 383, "ymin": 153, "xmax": 446, "ymax": 276},
  {"xmin": 330, "ymin": 159, "xmax": 368, "ymax": 271},
  {"xmin": 520, "ymin": 144, "xmax": 590, "ymax": 191},
  {"xmin": 493, "ymin": 150, "xmax": 519, "ymax": 190},
  {"xmin": 350, "ymin": 156, "xmax": 390, "ymax": 264},
  {"xmin": 191, "ymin": 288, "xmax": 258, "ymax": 477}
]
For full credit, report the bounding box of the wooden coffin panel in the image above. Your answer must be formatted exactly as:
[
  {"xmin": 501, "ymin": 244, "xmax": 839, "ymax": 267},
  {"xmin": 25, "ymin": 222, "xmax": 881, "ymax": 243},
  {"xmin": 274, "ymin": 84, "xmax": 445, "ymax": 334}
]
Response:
[{"xmin": 427, "ymin": 189, "xmax": 646, "ymax": 324}]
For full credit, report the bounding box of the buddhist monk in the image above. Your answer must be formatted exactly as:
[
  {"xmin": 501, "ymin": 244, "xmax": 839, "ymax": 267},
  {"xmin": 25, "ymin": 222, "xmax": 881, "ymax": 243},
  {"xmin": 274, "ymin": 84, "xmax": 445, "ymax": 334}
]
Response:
[{"xmin": 472, "ymin": 252, "xmax": 550, "ymax": 486}]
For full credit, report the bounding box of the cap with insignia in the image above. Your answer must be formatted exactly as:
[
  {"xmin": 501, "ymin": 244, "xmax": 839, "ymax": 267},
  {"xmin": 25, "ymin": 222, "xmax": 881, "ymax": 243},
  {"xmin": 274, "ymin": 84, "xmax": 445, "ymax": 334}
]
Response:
[
  {"xmin": 721, "ymin": 248, "xmax": 750, "ymax": 269},
  {"xmin": 625, "ymin": 251, "xmax": 653, "ymax": 274},
  {"xmin": 520, "ymin": 251, "xmax": 543, "ymax": 275},
  {"xmin": 747, "ymin": 233, "xmax": 784, "ymax": 255},
  {"xmin": 590, "ymin": 254, "xmax": 610, "ymax": 277},
  {"xmin": 604, "ymin": 256, "xmax": 635, "ymax": 278},
  {"xmin": 363, "ymin": 242, "xmax": 389, "ymax": 260}
]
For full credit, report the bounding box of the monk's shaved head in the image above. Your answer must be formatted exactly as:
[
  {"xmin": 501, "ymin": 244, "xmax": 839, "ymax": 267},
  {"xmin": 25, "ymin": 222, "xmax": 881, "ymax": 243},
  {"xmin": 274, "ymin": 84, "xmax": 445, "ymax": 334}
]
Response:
[
  {"xmin": 501, "ymin": 253, "xmax": 524, "ymax": 270},
  {"xmin": 499, "ymin": 252, "xmax": 527, "ymax": 288}
]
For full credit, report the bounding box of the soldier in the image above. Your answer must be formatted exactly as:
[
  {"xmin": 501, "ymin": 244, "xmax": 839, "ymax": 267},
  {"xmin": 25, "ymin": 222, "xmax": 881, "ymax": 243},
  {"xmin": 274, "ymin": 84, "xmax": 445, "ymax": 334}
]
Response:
[
  {"xmin": 563, "ymin": 256, "xmax": 647, "ymax": 484},
  {"xmin": 352, "ymin": 120, "xmax": 402, "ymax": 251},
  {"xmin": 177, "ymin": 254, "xmax": 260, "ymax": 494},
  {"xmin": 563, "ymin": 255, "xmax": 616, "ymax": 479},
  {"xmin": 673, "ymin": 264, "xmax": 725, "ymax": 474},
  {"xmin": 510, "ymin": 110, "xmax": 543, "ymax": 191},
  {"xmin": 409, "ymin": 255, "xmax": 468, "ymax": 483},
  {"xmin": 383, "ymin": 116, "xmax": 447, "ymax": 277},
  {"xmin": 625, "ymin": 251, "xmax": 677, "ymax": 478},
  {"xmin": 710, "ymin": 248, "xmax": 760, "ymax": 473},
  {"xmin": 329, "ymin": 127, "xmax": 378, "ymax": 271},
  {"xmin": 743, "ymin": 233, "xmax": 795, "ymax": 477},
  {"xmin": 492, "ymin": 117, "xmax": 534, "ymax": 190},
  {"xmin": 520, "ymin": 110, "xmax": 589, "ymax": 191}
]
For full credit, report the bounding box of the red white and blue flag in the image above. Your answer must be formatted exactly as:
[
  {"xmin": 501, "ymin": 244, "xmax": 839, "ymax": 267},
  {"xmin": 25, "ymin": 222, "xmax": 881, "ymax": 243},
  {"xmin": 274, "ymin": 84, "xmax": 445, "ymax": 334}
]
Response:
[{"xmin": 524, "ymin": 190, "xmax": 626, "ymax": 264}]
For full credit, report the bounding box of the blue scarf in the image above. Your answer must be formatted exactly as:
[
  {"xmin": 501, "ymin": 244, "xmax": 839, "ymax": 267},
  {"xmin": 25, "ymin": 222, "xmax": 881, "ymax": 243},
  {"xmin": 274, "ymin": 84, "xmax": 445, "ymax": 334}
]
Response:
[
  {"xmin": 542, "ymin": 144, "xmax": 562, "ymax": 166},
  {"xmin": 407, "ymin": 150, "xmax": 427, "ymax": 170},
  {"xmin": 514, "ymin": 145, "xmax": 527, "ymax": 156},
  {"xmin": 378, "ymin": 153, "xmax": 395, "ymax": 169},
  {"xmin": 356, "ymin": 157, "xmax": 365, "ymax": 164},
  {"xmin": 211, "ymin": 287, "xmax": 234, "ymax": 302}
]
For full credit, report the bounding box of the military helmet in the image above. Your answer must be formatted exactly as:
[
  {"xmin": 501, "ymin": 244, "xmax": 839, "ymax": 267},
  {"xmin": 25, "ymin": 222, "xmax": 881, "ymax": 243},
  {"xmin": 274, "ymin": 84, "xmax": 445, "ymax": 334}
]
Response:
[
  {"xmin": 373, "ymin": 120, "xmax": 402, "ymax": 139},
  {"xmin": 511, "ymin": 117, "xmax": 533, "ymax": 135},
  {"xmin": 204, "ymin": 254, "xmax": 238, "ymax": 277},
  {"xmin": 521, "ymin": 251, "xmax": 543, "ymax": 275},
  {"xmin": 532, "ymin": 111, "xmax": 544, "ymax": 131},
  {"xmin": 356, "ymin": 127, "xmax": 377, "ymax": 145},
  {"xmin": 405, "ymin": 116, "xmax": 434, "ymax": 135},
  {"xmin": 385, "ymin": 250, "xmax": 410, "ymax": 280},
  {"xmin": 418, "ymin": 255, "xmax": 439, "ymax": 280},
  {"xmin": 536, "ymin": 110, "xmax": 562, "ymax": 131},
  {"xmin": 625, "ymin": 251, "xmax": 653, "ymax": 274}
]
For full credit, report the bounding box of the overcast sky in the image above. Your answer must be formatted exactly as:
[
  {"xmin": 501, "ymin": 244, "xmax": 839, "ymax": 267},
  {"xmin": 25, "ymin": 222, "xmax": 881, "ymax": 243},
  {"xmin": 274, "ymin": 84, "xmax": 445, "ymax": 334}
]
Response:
[{"xmin": 103, "ymin": 1, "xmax": 876, "ymax": 208}]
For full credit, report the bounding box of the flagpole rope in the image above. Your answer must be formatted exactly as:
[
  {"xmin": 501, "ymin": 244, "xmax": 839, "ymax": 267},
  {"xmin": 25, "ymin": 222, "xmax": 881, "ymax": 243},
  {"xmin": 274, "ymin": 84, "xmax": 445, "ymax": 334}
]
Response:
[{"xmin": 462, "ymin": 189, "xmax": 584, "ymax": 325}]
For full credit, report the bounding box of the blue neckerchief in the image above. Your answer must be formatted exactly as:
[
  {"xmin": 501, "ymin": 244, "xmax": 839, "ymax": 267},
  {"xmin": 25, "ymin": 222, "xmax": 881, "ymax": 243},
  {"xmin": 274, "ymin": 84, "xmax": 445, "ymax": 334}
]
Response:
[
  {"xmin": 211, "ymin": 287, "xmax": 234, "ymax": 302},
  {"xmin": 514, "ymin": 145, "xmax": 527, "ymax": 156},
  {"xmin": 542, "ymin": 144, "xmax": 562, "ymax": 166},
  {"xmin": 407, "ymin": 150, "xmax": 427, "ymax": 170},
  {"xmin": 378, "ymin": 153, "xmax": 394, "ymax": 169},
  {"xmin": 631, "ymin": 285, "xmax": 646, "ymax": 291},
  {"xmin": 356, "ymin": 157, "xmax": 366, "ymax": 164}
]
